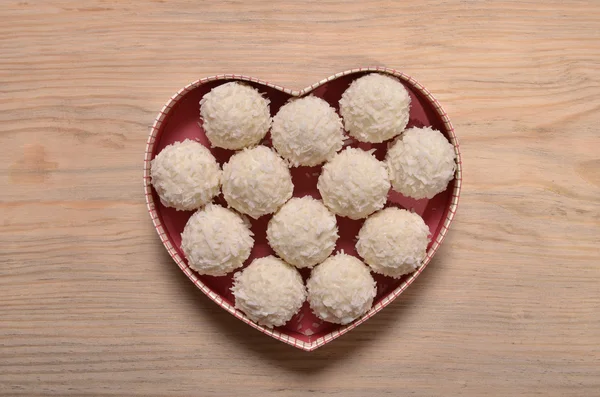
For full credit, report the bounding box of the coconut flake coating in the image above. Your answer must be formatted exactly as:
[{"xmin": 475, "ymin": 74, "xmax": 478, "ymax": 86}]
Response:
[
  {"xmin": 180, "ymin": 204, "xmax": 254, "ymax": 277},
  {"xmin": 357, "ymin": 208, "xmax": 430, "ymax": 278},
  {"xmin": 232, "ymin": 256, "xmax": 307, "ymax": 328},
  {"xmin": 307, "ymin": 253, "xmax": 376, "ymax": 325},
  {"xmin": 200, "ymin": 82, "xmax": 272, "ymax": 150},
  {"xmin": 271, "ymin": 96, "xmax": 344, "ymax": 167},
  {"xmin": 267, "ymin": 196, "xmax": 338, "ymax": 269},
  {"xmin": 222, "ymin": 146, "xmax": 293, "ymax": 219},
  {"xmin": 317, "ymin": 147, "xmax": 390, "ymax": 220},
  {"xmin": 339, "ymin": 73, "xmax": 411, "ymax": 143},
  {"xmin": 150, "ymin": 139, "xmax": 221, "ymax": 211},
  {"xmin": 386, "ymin": 126, "xmax": 456, "ymax": 199}
]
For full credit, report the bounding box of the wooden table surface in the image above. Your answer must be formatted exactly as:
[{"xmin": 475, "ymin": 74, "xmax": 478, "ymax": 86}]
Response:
[{"xmin": 2, "ymin": 1, "xmax": 599, "ymax": 396}]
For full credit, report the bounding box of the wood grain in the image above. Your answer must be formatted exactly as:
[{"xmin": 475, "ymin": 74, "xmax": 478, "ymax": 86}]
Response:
[{"xmin": 1, "ymin": 0, "xmax": 599, "ymax": 396}]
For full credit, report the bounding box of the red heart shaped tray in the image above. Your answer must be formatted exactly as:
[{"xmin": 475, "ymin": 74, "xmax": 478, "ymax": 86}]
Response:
[{"xmin": 143, "ymin": 67, "xmax": 462, "ymax": 351}]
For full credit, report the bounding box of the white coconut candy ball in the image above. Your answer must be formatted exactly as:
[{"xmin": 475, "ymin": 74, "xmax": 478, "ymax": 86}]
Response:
[
  {"xmin": 222, "ymin": 146, "xmax": 293, "ymax": 219},
  {"xmin": 150, "ymin": 139, "xmax": 221, "ymax": 211},
  {"xmin": 357, "ymin": 208, "xmax": 430, "ymax": 278},
  {"xmin": 267, "ymin": 196, "xmax": 338, "ymax": 269},
  {"xmin": 271, "ymin": 96, "xmax": 344, "ymax": 167},
  {"xmin": 180, "ymin": 204, "xmax": 254, "ymax": 277},
  {"xmin": 339, "ymin": 73, "xmax": 411, "ymax": 143},
  {"xmin": 307, "ymin": 253, "xmax": 376, "ymax": 325},
  {"xmin": 231, "ymin": 256, "xmax": 307, "ymax": 328},
  {"xmin": 200, "ymin": 82, "xmax": 272, "ymax": 150},
  {"xmin": 386, "ymin": 126, "xmax": 456, "ymax": 199},
  {"xmin": 317, "ymin": 147, "xmax": 390, "ymax": 220}
]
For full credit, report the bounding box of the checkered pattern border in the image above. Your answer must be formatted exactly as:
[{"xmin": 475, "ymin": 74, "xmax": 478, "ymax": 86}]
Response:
[{"xmin": 143, "ymin": 67, "xmax": 462, "ymax": 351}]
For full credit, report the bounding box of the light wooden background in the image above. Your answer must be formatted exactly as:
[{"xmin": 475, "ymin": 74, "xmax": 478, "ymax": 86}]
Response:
[{"xmin": 1, "ymin": 1, "xmax": 599, "ymax": 396}]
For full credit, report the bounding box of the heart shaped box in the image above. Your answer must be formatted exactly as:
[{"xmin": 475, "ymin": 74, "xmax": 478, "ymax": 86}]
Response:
[{"xmin": 144, "ymin": 67, "xmax": 462, "ymax": 351}]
